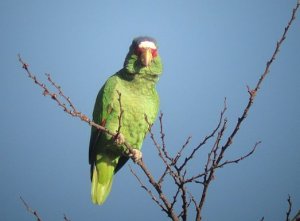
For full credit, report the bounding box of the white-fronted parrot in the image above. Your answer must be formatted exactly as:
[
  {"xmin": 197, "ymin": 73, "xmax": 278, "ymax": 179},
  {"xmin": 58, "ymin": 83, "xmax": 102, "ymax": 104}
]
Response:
[{"xmin": 89, "ymin": 36, "xmax": 163, "ymax": 204}]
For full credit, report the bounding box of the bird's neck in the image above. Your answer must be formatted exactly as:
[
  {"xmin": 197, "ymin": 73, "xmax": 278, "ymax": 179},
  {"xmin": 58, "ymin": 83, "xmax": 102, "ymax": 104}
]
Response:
[{"xmin": 119, "ymin": 69, "xmax": 159, "ymax": 87}]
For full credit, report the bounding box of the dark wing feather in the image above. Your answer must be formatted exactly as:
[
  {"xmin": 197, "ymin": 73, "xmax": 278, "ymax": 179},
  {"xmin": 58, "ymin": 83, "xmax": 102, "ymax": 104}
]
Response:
[
  {"xmin": 88, "ymin": 86, "xmax": 105, "ymax": 180},
  {"xmin": 114, "ymin": 156, "xmax": 129, "ymax": 174}
]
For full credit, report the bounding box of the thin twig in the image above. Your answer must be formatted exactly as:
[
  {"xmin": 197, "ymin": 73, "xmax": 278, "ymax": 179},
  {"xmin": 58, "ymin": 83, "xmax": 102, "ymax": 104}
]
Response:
[
  {"xmin": 157, "ymin": 166, "xmax": 170, "ymax": 186},
  {"xmin": 173, "ymin": 136, "xmax": 192, "ymax": 164},
  {"xmin": 129, "ymin": 165, "xmax": 167, "ymax": 213},
  {"xmin": 291, "ymin": 210, "xmax": 300, "ymax": 221},
  {"xmin": 159, "ymin": 112, "xmax": 173, "ymax": 162},
  {"xmin": 216, "ymin": 141, "xmax": 261, "ymax": 168},
  {"xmin": 46, "ymin": 73, "xmax": 77, "ymax": 113},
  {"xmin": 63, "ymin": 214, "xmax": 71, "ymax": 221},
  {"xmin": 286, "ymin": 195, "xmax": 292, "ymax": 221},
  {"xmin": 20, "ymin": 196, "xmax": 42, "ymax": 221},
  {"xmin": 178, "ymin": 99, "xmax": 227, "ymax": 171},
  {"xmin": 132, "ymin": 161, "xmax": 180, "ymax": 221},
  {"xmin": 115, "ymin": 90, "xmax": 124, "ymax": 136},
  {"xmin": 170, "ymin": 187, "xmax": 181, "ymax": 209},
  {"xmin": 179, "ymin": 182, "xmax": 188, "ymax": 221},
  {"xmin": 145, "ymin": 114, "xmax": 180, "ymax": 181}
]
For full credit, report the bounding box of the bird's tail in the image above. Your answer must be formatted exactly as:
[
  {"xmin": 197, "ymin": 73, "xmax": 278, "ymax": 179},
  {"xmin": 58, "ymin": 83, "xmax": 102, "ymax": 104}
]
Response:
[{"xmin": 91, "ymin": 155, "xmax": 118, "ymax": 205}]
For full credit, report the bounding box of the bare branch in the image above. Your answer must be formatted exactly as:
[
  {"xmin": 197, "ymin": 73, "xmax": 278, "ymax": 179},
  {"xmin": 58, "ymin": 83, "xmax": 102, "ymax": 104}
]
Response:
[
  {"xmin": 170, "ymin": 187, "xmax": 181, "ymax": 209},
  {"xmin": 219, "ymin": 0, "xmax": 300, "ymax": 156},
  {"xmin": 145, "ymin": 114, "xmax": 168, "ymax": 165},
  {"xmin": 157, "ymin": 166, "xmax": 170, "ymax": 186},
  {"xmin": 129, "ymin": 165, "xmax": 167, "ymax": 213},
  {"xmin": 184, "ymin": 141, "xmax": 259, "ymax": 185},
  {"xmin": 291, "ymin": 210, "xmax": 300, "ymax": 221},
  {"xmin": 45, "ymin": 73, "xmax": 77, "ymax": 113},
  {"xmin": 178, "ymin": 98, "xmax": 227, "ymax": 171},
  {"xmin": 115, "ymin": 90, "xmax": 124, "ymax": 136},
  {"xmin": 145, "ymin": 114, "xmax": 180, "ymax": 181},
  {"xmin": 133, "ymin": 160, "xmax": 180, "ymax": 221},
  {"xmin": 159, "ymin": 112, "xmax": 173, "ymax": 162},
  {"xmin": 63, "ymin": 214, "xmax": 71, "ymax": 221},
  {"xmin": 195, "ymin": 3, "xmax": 300, "ymax": 220},
  {"xmin": 20, "ymin": 196, "xmax": 42, "ymax": 221},
  {"xmin": 286, "ymin": 195, "xmax": 292, "ymax": 221},
  {"xmin": 216, "ymin": 141, "xmax": 261, "ymax": 169},
  {"xmin": 173, "ymin": 136, "xmax": 192, "ymax": 164},
  {"xmin": 179, "ymin": 182, "xmax": 188, "ymax": 221},
  {"xmin": 209, "ymin": 117, "xmax": 228, "ymax": 169}
]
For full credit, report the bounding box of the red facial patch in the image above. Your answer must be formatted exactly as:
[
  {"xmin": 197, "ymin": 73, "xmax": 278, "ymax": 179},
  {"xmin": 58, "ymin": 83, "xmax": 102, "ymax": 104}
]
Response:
[{"xmin": 152, "ymin": 49, "xmax": 158, "ymax": 57}]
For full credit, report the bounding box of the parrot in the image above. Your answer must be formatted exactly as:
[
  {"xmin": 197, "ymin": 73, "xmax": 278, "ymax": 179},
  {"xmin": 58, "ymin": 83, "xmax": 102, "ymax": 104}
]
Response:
[{"xmin": 88, "ymin": 36, "xmax": 163, "ymax": 205}]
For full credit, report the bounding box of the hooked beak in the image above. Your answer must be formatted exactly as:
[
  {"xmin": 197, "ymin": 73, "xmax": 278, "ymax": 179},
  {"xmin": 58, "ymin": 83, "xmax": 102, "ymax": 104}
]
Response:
[{"xmin": 140, "ymin": 48, "xmax": 153, "ymax": 67}]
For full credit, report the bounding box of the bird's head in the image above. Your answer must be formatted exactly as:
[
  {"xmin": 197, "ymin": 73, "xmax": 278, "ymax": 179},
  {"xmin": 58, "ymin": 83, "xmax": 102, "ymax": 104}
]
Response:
[
  {"xmin": 134, "ymin": 39, "xmax": 157, "ymax": 67},
  {"xmin": 124, "ymin": 36, "xmax": 163, "ymax": 78}
]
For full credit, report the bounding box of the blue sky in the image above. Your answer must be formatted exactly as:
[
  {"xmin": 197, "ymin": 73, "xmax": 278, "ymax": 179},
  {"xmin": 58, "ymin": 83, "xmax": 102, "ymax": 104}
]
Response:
[{"xmin": 0, "ymin": 0, "xmax": 299, "ymax": 220}]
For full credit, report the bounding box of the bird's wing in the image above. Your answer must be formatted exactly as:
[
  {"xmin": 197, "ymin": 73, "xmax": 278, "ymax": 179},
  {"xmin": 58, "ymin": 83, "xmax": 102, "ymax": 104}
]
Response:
[
  {"xmin": 115, "ymin": 156, "xmax": 129, "ymax": 174},
  {"xmin": 88, "ymin": 85, "xmax": 104, "ymax": 179},
  {"xmin": 88, "ymin": 76, "xmax": 116, "ymax": 179}
]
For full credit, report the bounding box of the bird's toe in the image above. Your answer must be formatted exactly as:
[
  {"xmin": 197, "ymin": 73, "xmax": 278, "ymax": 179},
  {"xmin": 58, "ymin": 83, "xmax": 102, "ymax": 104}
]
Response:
[
  {"xmin": 130, "ymin": 149, "xmax": 142, "ymax": 162},
  {"xmin": 114, "ymin": 133, "xmax": 125, "ymax": 145}
]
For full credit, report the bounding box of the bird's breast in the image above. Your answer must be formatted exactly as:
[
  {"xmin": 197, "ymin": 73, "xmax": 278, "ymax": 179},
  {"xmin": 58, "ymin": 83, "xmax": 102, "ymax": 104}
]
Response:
[{"xmin": 113, "ymin": 81, "xmax": 159, "ymax": 148}]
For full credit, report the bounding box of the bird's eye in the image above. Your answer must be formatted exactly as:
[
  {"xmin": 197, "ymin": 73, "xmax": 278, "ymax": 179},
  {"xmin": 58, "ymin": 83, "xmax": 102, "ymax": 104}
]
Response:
[{"xmin": 134, "ymin": 47, "xmax": 143, "ymax": 56}]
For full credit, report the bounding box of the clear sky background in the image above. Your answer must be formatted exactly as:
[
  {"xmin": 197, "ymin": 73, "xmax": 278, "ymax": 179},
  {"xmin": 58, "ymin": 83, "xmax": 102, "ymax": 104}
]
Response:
[{"xmin": 0, "ymin": 0, "xmax": 299, "ymax": 220}]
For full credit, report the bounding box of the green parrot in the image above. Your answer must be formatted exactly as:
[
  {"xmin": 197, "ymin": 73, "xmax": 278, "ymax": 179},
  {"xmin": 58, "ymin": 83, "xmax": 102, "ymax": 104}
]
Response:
[{"xmin": 89, "ymin": 36, "xmax": 163, "ymax": 205}]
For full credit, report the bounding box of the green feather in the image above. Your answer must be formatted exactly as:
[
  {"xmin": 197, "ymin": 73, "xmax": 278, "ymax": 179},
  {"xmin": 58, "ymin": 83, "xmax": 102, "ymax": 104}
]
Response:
[{"xmin": 91, "ymin": 155, "xmax": 118, "ymax": 204}]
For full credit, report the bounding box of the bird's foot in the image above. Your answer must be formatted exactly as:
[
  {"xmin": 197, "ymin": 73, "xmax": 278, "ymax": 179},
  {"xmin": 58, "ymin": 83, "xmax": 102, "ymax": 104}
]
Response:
[
  {"xmin": 129, "ymin": 149, "xmax": 143, "ymax": 162},
  {"xmin": 114, "ymin": 132, "xmax": 125, "ymax": 145}
]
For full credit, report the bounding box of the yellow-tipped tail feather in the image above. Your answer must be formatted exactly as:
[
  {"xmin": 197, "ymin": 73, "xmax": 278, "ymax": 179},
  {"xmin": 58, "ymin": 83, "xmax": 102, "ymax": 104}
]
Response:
[{"xmin": 91, "ymin": 156, "xmax": 117, "ymax": 205}]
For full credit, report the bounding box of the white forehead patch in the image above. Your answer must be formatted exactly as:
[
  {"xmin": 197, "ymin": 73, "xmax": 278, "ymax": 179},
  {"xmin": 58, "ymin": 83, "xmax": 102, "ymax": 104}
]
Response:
[{"xmin": 138, "ymin": 41, "xmax": 157, "ymax": 49}]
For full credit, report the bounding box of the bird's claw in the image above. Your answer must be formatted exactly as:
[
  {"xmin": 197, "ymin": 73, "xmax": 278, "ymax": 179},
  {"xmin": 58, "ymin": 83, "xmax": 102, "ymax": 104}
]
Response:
[
  {"xmin": 129, "ymin": 149, "xmax": 142, "ymax": 162},
  {"xmin": 114, "ymin": 133, "xmax": 125, "ymax": 145}
]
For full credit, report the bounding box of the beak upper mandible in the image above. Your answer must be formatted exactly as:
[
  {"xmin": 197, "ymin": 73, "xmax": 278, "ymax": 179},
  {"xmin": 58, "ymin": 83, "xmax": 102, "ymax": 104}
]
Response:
[{"xmin": 140, "ymin": 48, "xmax": 153, "ymax": 67}]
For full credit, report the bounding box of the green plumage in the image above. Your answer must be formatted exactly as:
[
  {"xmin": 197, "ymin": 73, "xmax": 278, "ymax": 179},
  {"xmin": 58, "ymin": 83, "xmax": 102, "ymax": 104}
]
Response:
[{"xmin": 89, "ymin": 37, "xmax": 163, "ymax": 204}]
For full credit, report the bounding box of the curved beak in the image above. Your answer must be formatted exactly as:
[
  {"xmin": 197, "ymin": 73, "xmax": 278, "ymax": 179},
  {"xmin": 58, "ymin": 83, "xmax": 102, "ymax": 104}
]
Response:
[{"xmin": 140, "ymin": 48, "xmax": 153, "ymax": 67}]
